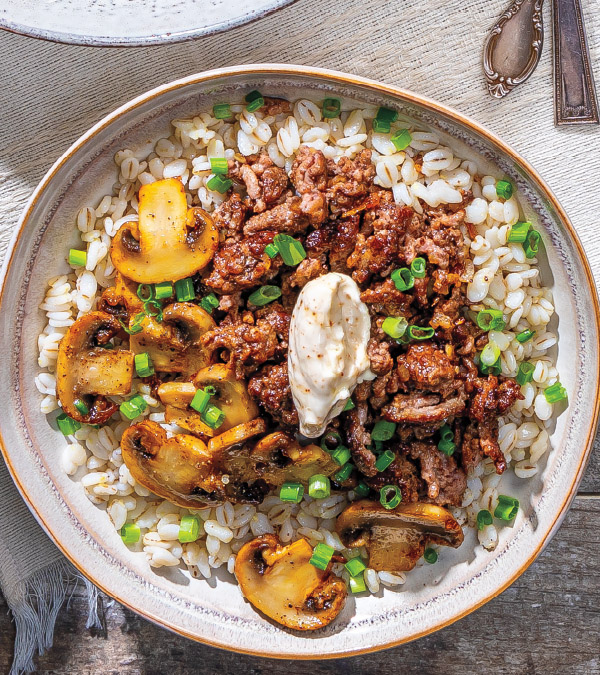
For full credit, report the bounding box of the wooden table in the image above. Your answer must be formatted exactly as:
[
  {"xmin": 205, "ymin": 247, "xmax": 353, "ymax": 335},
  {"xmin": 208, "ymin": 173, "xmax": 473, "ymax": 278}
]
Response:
[{"xmin": 1, "ymin": 438, "xmax": 598, "ymax": 673}]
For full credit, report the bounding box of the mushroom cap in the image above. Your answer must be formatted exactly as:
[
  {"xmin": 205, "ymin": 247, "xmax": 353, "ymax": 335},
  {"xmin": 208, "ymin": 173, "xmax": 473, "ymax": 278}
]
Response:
[
  {"xmin": 110, "ymin": 178, "xmax": 218, "ymax": 284},
  {"xmin": 234, "ymin": 534, "xmax": 347, "ymax": 630},
  {"xmin": 157, "ymin": 381, "xmax": 217, "ymax": 438},
  {"xmin": 336, "ymin": 500, "xmax": 464, "ymax": 572}
]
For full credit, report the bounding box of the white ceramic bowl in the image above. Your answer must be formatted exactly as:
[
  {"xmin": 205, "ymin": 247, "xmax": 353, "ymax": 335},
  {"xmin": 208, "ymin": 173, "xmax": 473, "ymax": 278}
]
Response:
[{"xmin": 1, "ymin": 65, "xmax": 599, "ymax": 658}]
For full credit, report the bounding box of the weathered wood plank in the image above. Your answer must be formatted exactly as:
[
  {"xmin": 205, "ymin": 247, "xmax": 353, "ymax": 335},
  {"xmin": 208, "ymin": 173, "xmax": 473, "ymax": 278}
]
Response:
[
  {"xmin": 1, "ymin": 497, "xmax": 598, "ymax": 674},
  {"xmin": 579, "ymin": 433, "xmax": 600, "ymax": 493}
]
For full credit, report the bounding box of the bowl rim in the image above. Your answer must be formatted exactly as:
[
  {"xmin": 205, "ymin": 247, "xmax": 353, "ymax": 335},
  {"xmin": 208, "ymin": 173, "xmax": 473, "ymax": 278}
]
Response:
[{"xmin": 1, "ymin": 64, "xmax": 599, "ymax": 658}]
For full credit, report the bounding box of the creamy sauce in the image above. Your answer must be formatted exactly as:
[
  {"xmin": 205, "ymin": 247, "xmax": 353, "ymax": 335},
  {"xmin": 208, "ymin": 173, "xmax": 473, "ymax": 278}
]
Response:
[{"xmin": 288, "ymin": 272, "xmax": 375, "ymax": 437}]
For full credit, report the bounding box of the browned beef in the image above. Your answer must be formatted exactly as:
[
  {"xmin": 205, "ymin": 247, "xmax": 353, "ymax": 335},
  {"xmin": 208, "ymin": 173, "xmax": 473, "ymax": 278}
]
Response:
[
  {"xmin": 286, "ymin": 255, "xmax": 328, "ymax": 289},
  {"xmin": 326, "ymin": 149, "xmax": 375, "ymax": 215},
  {"xmin": 248, "ymin": 362, "xmax": 299, "ymax": 426},
  {"xmin": 262, "ymin": 97, "xmax": 292, "ymax": 116},
  {"xmin": 408, "ymin": 441, "xmax": 467, "ymax": 506},
  {"xmin": 243, "ymin": 196, "xmax": 310, "ymax": 235},
  {"xmin": 382, "ymin": 388, "xmax": 467, "ymax": 425},
  {"xmin": 469, "ymin": 375, "xmax": 523, "ymax": 423},
  {"xmin": 212, "ymin": 193, "xmax": 248, "ymax": 240},
  {"xmin": 396, "ymin": 343, "xmax": 456, "ymax": 393},
  {"xmin": 290, "ymin": 146, "xmax": 328, "ymax": 193},
  {"xmin": 365, "ymin": 454, "xmax": 423, "ymax": 503},
  {"xmin": 367, "ymin": 338, "xmax": 394, "ymax": 376},
  {"xmin": 345, "ymin": 403, "xmax": 377, "ymax": 476},
  {"xmin": 347, "ymin": 230, "xmax": 400, "ymax": 284},
  {"xmin": 360, "ymin": 278, "xmax": 413, "ymax": 316}
]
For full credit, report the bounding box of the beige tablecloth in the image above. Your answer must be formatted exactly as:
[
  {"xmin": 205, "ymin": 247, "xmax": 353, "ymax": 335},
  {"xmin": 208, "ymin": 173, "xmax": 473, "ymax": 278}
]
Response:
[{"xmin": 0, "ymin": 0, "xmax": 598, "ymax": 670}]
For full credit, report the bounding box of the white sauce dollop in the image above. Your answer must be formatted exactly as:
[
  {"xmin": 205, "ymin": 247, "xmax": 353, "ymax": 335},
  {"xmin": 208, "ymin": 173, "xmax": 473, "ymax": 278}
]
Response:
[{"xmin": 288, "ymin": 272, "xmax": 375, "ymax": 438}]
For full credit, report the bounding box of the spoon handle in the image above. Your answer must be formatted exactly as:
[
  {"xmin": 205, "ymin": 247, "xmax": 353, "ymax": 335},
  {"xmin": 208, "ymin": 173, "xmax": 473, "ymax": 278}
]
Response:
[
  {"xmin": 483, "ymin": 0, "xmax": 545, "ymax": 98},
  {"xmin": 552, "ymin": 0, "xmax": 599, "ymax": 125}
]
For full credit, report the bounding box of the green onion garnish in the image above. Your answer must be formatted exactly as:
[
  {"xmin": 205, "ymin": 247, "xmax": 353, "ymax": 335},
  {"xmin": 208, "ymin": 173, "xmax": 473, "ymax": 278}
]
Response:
[
  {"xmin": 379, "ymin": 484, "xmax": 402, "ymax": 509},
  {"xmin": 178, "ymin": 515, "xmax": 200, "ymax": 543},
  {"xmin": 134, "ymin": 353, "xmax": 155, "ymax": 378},
  {"xmin": 245, "ymin": 90, "xmax": 264, "ymax": 112},
  {"xmin": 143, "ymin": 300, "xmax": 163, "ymax": 322},
  {"xmin": 210, "ymin": 157, "xmax": 228, "ymax": 175},
  {"xmin": 273, "ymin": 234, "xmax": 306, "ymax": 266},
  {"xmin": 372, "ymin": 118, "xmax": 391, "ymax": 133},
  {"xmin": 382, "ymin": 316, "xmax": 408, "ymax": 339},
  {"xmin": 174, "ymin": 277, "xmax": 195, "ymax": 302},
  {"xmin": 265, "ymin": 243, "xmax": 279, "ymax": 258},
  {"xmin": 507, "ymin": 221, "xmax": 531, "ymax": 243},
  {"xmin": 375, "ymin": 450, "xmax": 395, "ymax": 472},
  {"xmin": 120, "ymin": 312, "xmax": 145, "ymax": 335},
  {"xmin": 56, "ymin": 412, "xmax": 81, "ymax": 435},
  {"xmin": 376, "ymin": 106, "xmax": 398, "ymax": 124},
  {"xmin": 206, "ymin": 175, "xmax": 233, "ymax": 193},
  {"xmin": 410, "ymin": 257, "xmax": 426, "ymax": 278},
  {"xmin": 371, "ymin": 420, "xmax": 396, "ymax": 441},
  {"xmin": 213, "ymin": 103, "xmax": 232, "ymax": 119},
  {"xmin": 494, "ymin": 495, "xmax": 519, "ymax": 521},
  {"xmin": 476, "ymin": 509, "xmax": 493, "ymax": 531},
  {"xmin": 321, "ymin": 431, "xmax": 342, "ymax": 452},
  {"xmin": 279, "ymin": 481, "xmax": 304, "ymax": 503},
  {"xmin": 391, "ymin": 128, "xmax": 412, "ymax": 151},
  {"xmin": 544, "ymin": 382, "xmax": 568, "ymax": 403},
  {"xmin": 423, "ymin": 548, "xmax": 438, "ymax": 564},
  {"xmin": 190, "ymin": 388, "xmax": 211, "ymax": 414},
  {"xmin": 516, "ymin": 329, "xmax": 535, "ymax": 343},
  {"xmin": 354, "ymin": 481, "xmax": 370, "ymax": 498},
  {"xmin": 120, "ymin": 394, "xmax": 148, "ymax": 420},
  {"xmin": 349, "ymin": 573, "xmax": 367, "ymax": 594},
  {"xmin": 322, "ymin": 97, "xmax": 341, "ymax": 119},
  {"xmin": 496, "ymin": 180, "xmax": 513, "ymax": 199},
  {"xmin": 344, "ymin": 557, "xmax": 366, "ymax": 577},
  {"xmin": 516, "ymin": 361, "xmax": 534, "ymax": 386},
  {"xmin": 137, "ymin": 283, "xmax": 154, "ymax": 302},
  {"xmin": 120, "ymin": 523, "xmax": 141, "ymax": 544},
  {"xmin": 334, "ymin": 463, "xmax": 353, "ymax": 482},
  {"xmin": 479, "ymin": 355, "xmax": 502, "ymax": 376},
  {"xmin": 248, "ymin": 285, "xmax": 282, "ymax": 306},
  {"xmin": 331, "ymin": 446, "xmax": 351, "ymax": 466},
  {"xmin": 309, "ymin": 542, "xmax": 334, "ymax": 570},
  {"xmin": 343, "ymin": 399, "xmax": 355, "ymax": 412},
  {"xmin": 204, "ymin": 385, "xmax": 217, "ymax": 396},
  {"xmin": 523, "ymin": 229, "xmax": 541, "ymax": 258},
  {"xmin": 200, "ymin": 293, "xmax": 220, "ymax": 314},
  {"xmin": 201, "ymin": 403, "xmax": 225, "ymax": 430},
  {"xmin": 476, "ymin": 308, "xmax": 506, "ymax": 332},
  {"xmin": 438, "ymin": 439, "xmax": 456, "ymax": 456},
  {"xmin": 68, "ymin": 249, "xmax": 87, "ymax": 267},
  {"xmin": 480, "ymin": 340, "xmax": 501, "ymax": 367},
  {"xmin": 308, "ymin": 474, "xmax": 331, "ymax": 499},
  {"xmin": 408, "ymin": 325, "xmax": 435, "ymax": 341},
  {"xmin": 74, "ymin": 399, "xmax": 89, "ymax": 416},
  {"xmin": 391, "ymin": 267, "xmax": 414, "ymax": 292},
  {"xmin": 439, "ymin": 424, "xmax": 454, "ymax": 443},
  {"xmin": 154, "ymin": 281, "xmax": 173, "ymax": 300}
]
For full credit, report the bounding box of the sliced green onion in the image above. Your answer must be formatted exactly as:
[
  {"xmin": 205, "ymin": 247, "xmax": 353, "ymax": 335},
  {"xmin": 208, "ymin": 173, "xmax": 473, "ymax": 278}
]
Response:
[
  {"xmin": 476, "ymin": 309, "xmax": 506, "ymax": 332},
  {"xmin": 68, "ymin": 249, "xmax": 87, "ymax": 267},
  {"xmin": 371, "ymin": 420, "xmax": 396, "ymax": 441},
  {"xmin": 321, "ymin": 431, "xmax": 342, "ymax": 452},
  {"xmin": 120, "ymin": 394, "xmax": 147, "ymax": 420},
  {"xmin": 201, "ymin": 403, "xmax": 225, "ymax": 430},
  {"xmin": 213, "ymin": 103, "xmax": 232, "ymax": 119},
  {"xmin": 322, "ymin": 97, "xmax": 341, "ymax": 119},
  {"xmin": 391, "ymin": 267, "xmax": 414, "ymax": 292},
  {"xmin": 480, "ymin": 340, "xmax": 501, "ymax": 366},
  {"xmin": 379, "ymin": 484, "xmax": 402, "ymax": 508},
  {"xmin": 349, "ymin": 573, "xmax": 367, "ymax": 594},
  {"xmin": 206, "ymin": 174, "xmax": 233, "ymax": 193},
  {"xmin": 248, "ymin": 285, "xmax": 282, "ymax": 306},
  {"xmin": 375, "ymin": 450, "xmax": 395, "ymax": 472},
  {"xmin": 204, "ymin": 385, "xmax": 217, "ymax": 396},
  {"xmin": 309, "ymin": 542, "xmax": 334, "ymax": 570},
  {"xmin": 376, "ymin": 106, "xmax": 398, "ymax": 124},
  {"xmin": 408, "ymin": 325, "xmax": 435, "ymax": 341},
  {"xmin": 382, "ymin": 316, "xmax": 408, "ymax": 339},
  {"xmin": 523, "ymin": 229, "xmax": 541, "ymax": 258},
  {"xmin": 136, "ymin": 283, "xmax": 154, "ymax": 301},
  {"xmin": 391, "ymin": 128, "xmax": 412, "ymax": 151},
  {"xmin": 210, "ymin": 157, "xmax": 228, "ymax": 175},
  {"xmin": 410, "ymin": 257, "xmax": 426, "ymax": 278},
  {"xmin": 120, "ymin": 312, "xmax": 145, "ymax": 335},
  {"xmin": 120, "ymin": 523, "xmax": 141, "ymax": 544},
  {"xmin": 280, "ymin": 482, "xmax": 304, "ymax": 503},
  {"xmin": 496, "ymin": 180, "xmax": 513, "ymax": 200},
  {"xmin": 354, "ymin": 481, "xmax": 370, "ymax": 498},
  {"xmin": 476, "ymin": 509, "xmax": 493, "ymax": 531},
  {"xmin": 245, "ymin": 97, "xmax": 265, "ymax": 113},
  {"xmin": 331, "ymin": 446, "xmax": 351, "ymax": 466},
  {"xmin": 334, "ymin": 463, "xmax": 354, "ymax": 482},
  {"xmin": 308, "ymin": 474, "xmax": 331, "ymax": 499},
  {"xmin": 516, "ymin": 329, "xmax": 535, "ymax": 343},
  {"xmin": 544, "ymin": 382, "xmax": 568, "ymax": 403},
  {"xmin": 134, "ymin": 353, "xmax": 155, "ymax": 378},
  {"xmin": 438, "ymin": 439, "xmax": 456, "ymax": 456},
  {"xmin": 190, "ymin": 388, "xmax": 211, "ymax": 414},
  {"xmin": 245, "ymin": 90, "xmax": 264, "ymax": 105},
  {"xmin": 273, "ymin": 234, "xmax": 306, "ymax": 266},
  {"xmin": 507, "ymin": 221, "xmax": 531, "ymax": 243},
  {"xmin": 265, "ymin": 243, "xmax": 279, "ymax": 258},
  {"xmin": 143, "ymin": 300, "xmax": 163, "ymax": 322},
  {"xmin": 343, "ymin": 399, "xmax": 355, "ymax": 412},
  {"xmin": 178, "ymin": 515, "xmax": 200, "ymax": 543},
  {"xmin": 74, "ymin": 399, "xmax": 89, "ymax": 416},
  {"xmin": 56, "ymin": 413, "xmax": 81, "ymax": 435},
  {"xmin": 423, "ymin": 548, "xmax": 438, "ymax": 564},
  {"xmin": 200, "ymin": 293, "xmax": 220, "ymax": 314},
  {"xmin": 480, "ymin": 355, "xmax": 502, "ymax": 376},
  {"xmin": 174, "ymin": 277, "xmax": 195, "ymax": 302},
  {"xmin": 372, "ymin": 118, "xmax": 391, "ymax": 133},
  {"xmin": 154, "ymin": 281, "xmax": 173, "ymax": 300},
  {"xmin": 516, "ymin": 361, "xmax": 535, "ymax": 386},
  {"xmin": 344, "ymin": 557, "xmax": 366, "ymax": 577},
  {"xmin": 439, "ymin": 424, "xmax": 454, "ymax": 443},
  {"xmin": 494, "ymin": 494, "xmax": 519, "ymax": 521}
]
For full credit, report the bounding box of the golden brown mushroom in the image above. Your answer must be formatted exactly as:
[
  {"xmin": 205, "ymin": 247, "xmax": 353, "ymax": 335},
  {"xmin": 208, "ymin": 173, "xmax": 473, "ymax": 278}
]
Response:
[
  {"xmin": 110, "ymin": 178, "xmax": 218, "ymax": 284},
  {"xmin": 129, "ymin": 302, "xmax": 215, "ymax": 376},
  {"xmin": 98, "ymin": 272, "xmax": 144, "ymax": 318},
  {"xmin": 56, "ymin": 311, "xmax": 134, "ymax": 424},
  {"xmin": 336, "ymin": 500, "xmax": 464, "ymax": 572},
  {"xmin": 234, "ymin": 534, "xmax": 347, "ymax": 630},
  {"xmin": 208, "ymin": 418, "xmax": 267, "ymax": 454},
  {"xmin": 156, "ymin": 381, "xmax": 216, "ymax": 438}
]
